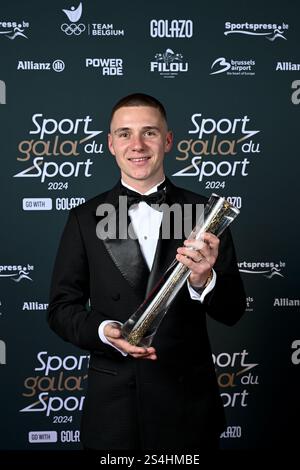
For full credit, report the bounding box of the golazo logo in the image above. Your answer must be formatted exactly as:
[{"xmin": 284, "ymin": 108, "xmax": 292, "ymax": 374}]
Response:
[
  {"xmin": 0, "ymin": 340, "xmax": 6, "ymax": 365},
  {"xmin": 0, "ymin": 80, "xmax": 6, "ymax": 104}
]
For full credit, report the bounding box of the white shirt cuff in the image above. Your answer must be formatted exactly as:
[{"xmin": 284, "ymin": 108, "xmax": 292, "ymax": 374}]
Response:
[
  {"xmin": 98, "ymin": 320, "xmax": 128, "ymax": 357},
  {"xmin": 187, "ymin": 269, "xmax": 217, "ymax": 303}
]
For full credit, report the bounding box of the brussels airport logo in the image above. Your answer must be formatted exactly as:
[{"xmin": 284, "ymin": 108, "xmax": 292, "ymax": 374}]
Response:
[
  {"xmin": 291, "ymin": 80, "xmax": 300, "ymax": 105},
  {"xmin": 172, "ymin": 113, "xmax": 260, "ymax": 184},
  {"xmin": 151, "ymin": 48, "xmax": 188, "ymax": 78},
  {"xmin": 17, "ymin": 59, "xmax": 65, "ymax": 72},
  {"xmin": 238, "ymin": 261, "xmax": 286, "ymax": 278},
  {"xmin": 60, "ymin": 2, "xmax": 124, "ymax": 37},
  {"xmin": 0, "ymin": 19, "xmax": 29, "ymax": 40},
  {"xmin": 0, "ymin": 80, "xmax": 5, "ymax": 104},
  {"xmin": 20, "ymin": 351, "xmax": 89, "ymax": 418},
  {"xmin": 210, "ymin": 57, "xmax": 255, "ymax": 76},
  {"xmin": 0, "ymin": 264, "xmax": 34, "ymax": 282},
  {"xmin": 150, "ymin": 19, "xmax": 193, "ymax": 38},
  {"xmin": 213, "ymin": 349, "xmax": 259, "ymax": 409},
  {"xmin": 13, "ymin": 114, "xmax": 103, "ymax": 185},
  {"xmin": 224, "ymin": 22, "xmax": 288, "ymax": 41},
  {"xmin": 0, "ymin": 340, "xmax": 6, "ymax": 365}
]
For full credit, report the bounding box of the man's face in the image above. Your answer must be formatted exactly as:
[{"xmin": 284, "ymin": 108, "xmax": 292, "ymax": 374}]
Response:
[{"xmin": 108, "ymin": 106, "xmax": 173, "ymax": 188}]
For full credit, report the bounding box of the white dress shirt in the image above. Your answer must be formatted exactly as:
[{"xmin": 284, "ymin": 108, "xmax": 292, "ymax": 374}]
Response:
[{"xmin": 98, "ymin": 179, "xmax": 216, "ymax": 354}]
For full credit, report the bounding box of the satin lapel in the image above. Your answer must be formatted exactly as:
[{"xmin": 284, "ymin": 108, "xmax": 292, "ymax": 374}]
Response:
[
  {"xmin": 146, "ymin": 179, "xmax": 192, "ymax": 296},
  {"xmin": 97, "ymin": 181, "xmax": 149, "ymax": 296}
]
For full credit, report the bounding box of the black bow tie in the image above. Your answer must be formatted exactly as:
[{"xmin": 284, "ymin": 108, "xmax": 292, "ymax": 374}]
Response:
[{"xmin": 120, "ymin": 185, "xmax": 166, "ymax": 208}]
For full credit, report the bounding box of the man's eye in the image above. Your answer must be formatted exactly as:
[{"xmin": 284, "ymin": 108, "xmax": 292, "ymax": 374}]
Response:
[
  {"xmin": 119, "ymin": 132, "xmax": 129, "ymax": 138},
  {"xmin": 145, "ymin": 130, "xmax": 156, "ymax": 136}
]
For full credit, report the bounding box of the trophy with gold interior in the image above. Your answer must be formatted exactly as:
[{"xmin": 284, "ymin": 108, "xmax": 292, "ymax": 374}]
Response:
[{"xmin": 121, "ymin": 193, "xmax": 240, "ymax": 347}]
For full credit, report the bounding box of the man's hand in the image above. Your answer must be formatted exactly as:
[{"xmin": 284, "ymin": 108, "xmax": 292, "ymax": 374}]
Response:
[
  {"xmin": 176, "ymin": 232, "xmax": 219, "ymax": 289},
  {"xmin": 104, "ymin": 322, "xmax": 157, "ymax": 360}
]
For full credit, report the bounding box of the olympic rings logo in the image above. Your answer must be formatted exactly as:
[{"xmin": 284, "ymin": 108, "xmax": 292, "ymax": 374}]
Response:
[{"xmin": 61, "ymin": 23, "xmax": 86, "ymax": 35}]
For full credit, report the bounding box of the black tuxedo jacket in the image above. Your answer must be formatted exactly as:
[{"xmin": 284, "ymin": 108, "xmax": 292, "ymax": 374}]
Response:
[{"xmin": 47, "ymin": 179, "xmax": 246, "ymax": 450}]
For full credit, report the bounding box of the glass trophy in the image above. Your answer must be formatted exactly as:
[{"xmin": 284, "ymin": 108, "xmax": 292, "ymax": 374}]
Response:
[{"xmin": 121, "ymin": 193, "xmax": 240, "ymax": 347}]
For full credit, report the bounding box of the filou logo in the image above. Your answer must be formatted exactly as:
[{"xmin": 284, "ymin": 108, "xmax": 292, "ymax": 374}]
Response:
[{"xmin": 151, "ymin": 49, "xmax": 188, "ymax": 78}]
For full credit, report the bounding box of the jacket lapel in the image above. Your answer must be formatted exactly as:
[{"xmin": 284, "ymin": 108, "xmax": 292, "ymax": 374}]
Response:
[{"xmin": 97, "ymin": 181, "xmax": 149, "ymax": 297}]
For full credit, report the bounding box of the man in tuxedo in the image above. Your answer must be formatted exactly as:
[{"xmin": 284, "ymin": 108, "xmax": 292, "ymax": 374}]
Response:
[{"xmin": 47, "ymin": 93, "xmax": 246, "ymax": 450}]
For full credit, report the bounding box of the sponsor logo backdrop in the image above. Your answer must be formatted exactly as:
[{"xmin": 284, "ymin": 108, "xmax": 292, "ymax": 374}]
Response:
[{"xmin": 0, "ymin": 0, "xmax": 299, "ymax": 450}]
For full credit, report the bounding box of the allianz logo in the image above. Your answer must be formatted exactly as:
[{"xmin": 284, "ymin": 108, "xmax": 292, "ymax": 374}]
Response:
[
  {"xmin": 23, "ymin": 301, "xmax": 48, "ymax": 311},
  {"xmin": 17, "ymin": 60, "xmax": 65, "ymax": 72}
]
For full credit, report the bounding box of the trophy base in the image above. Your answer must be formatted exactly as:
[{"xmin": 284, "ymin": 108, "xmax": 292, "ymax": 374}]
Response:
[{"xmin": 123, "ymin": 326, "xmax": 156, "ymax": 347}]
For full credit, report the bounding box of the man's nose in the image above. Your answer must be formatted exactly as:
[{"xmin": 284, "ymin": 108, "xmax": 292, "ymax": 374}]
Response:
[{"xmin": 131, "ymin": 134, "xmax": 145, "ymax": 150}]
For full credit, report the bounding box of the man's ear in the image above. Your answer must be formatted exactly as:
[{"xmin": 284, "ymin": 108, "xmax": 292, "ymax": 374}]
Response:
[
  {"xmin": 165, "ymin": 130, "xmax": 173, "ymax": 153},
  {"xmin": 108, "ymin": 133, "xmax": 115, "ymax": 156}
]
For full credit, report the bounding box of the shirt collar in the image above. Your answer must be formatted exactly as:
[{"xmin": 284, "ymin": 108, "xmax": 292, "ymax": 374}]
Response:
[{"xmin": 121, "ymin": 177, "xmax": 166, "ymax": 195}]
